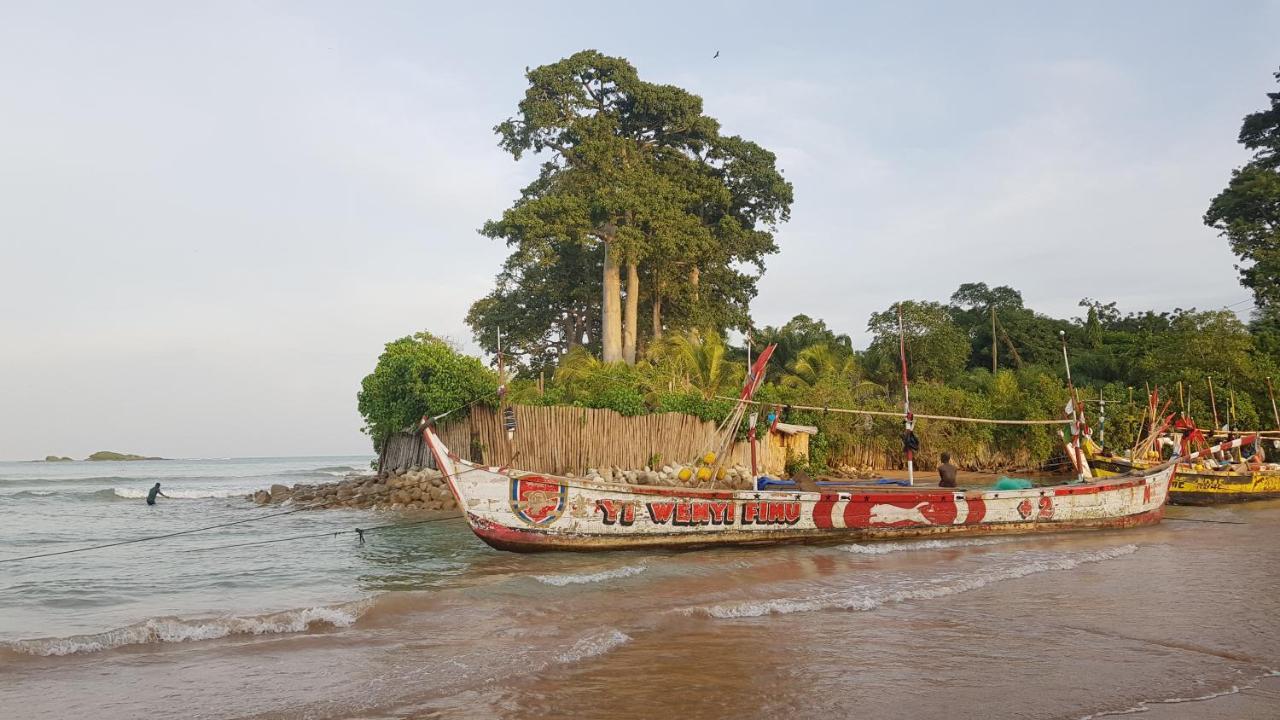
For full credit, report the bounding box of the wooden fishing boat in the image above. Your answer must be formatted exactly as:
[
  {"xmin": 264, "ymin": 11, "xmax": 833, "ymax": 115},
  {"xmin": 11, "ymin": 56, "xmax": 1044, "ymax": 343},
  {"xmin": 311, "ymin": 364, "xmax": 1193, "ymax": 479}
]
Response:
[
  {"xmin": 423, "ymin": 425, "xmax": 1175, "ymax": 552},
  {"xmin": 1166, "ymin": 467, "xmax": 1280, "ymax": 505},
  {"xmin": 1087, "ymin": 433, "xmax": 1280, "ymax": 505}
]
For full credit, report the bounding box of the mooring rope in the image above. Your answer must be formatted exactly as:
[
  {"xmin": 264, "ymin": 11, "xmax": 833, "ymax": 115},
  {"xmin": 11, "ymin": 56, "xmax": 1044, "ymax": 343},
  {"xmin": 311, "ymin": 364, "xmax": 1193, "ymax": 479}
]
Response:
[
  {"xmin": 178, "ymin": 516, "xmax": 465, "ymax": 553},
  {"xmin": 714, "ymin": 396, "xmax": 1072, "ymax": 425},
  {"xmin": 0, "ymin": 458, "xmax": 515, "ymax": 565},
  {"xmin": 0, "ymin": 503, "xmax": 335, "ymax": 564}
]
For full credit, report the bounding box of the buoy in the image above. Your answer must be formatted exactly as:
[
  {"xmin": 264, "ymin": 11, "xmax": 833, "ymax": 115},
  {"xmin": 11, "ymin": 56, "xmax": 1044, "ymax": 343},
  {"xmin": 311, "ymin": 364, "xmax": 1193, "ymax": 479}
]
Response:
[
  {"xmin": 696, "ymin": 467, "xmax": 712, "ymax": 482},
  {"xmin": 677, "ymin": 467, "xmax": 693, "ymax": 482},
  {"xmin": 702, "ymin": 451, "xmax": 717, "ymax": 465}
]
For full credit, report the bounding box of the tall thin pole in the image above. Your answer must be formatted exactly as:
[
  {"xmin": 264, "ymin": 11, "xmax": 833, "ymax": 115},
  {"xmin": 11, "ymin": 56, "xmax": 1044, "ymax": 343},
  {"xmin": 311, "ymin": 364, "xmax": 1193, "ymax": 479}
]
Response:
[
  {"xmin": 991, "ymin": 305, "xmax": 998, "ymax": 374},
  {"xmin": 1267, "ymin": 377, "xmax": 1280, "ymax": 432},
  {"xmin": 898, "ymin": 303, "xmax": 914, "ymax": 486},
  {"xmin": 1060, "ymin": 330, "xmax": 1084, "ymax": 481},
  {"xmin": 1098, "ymin": 388, "xmax": 1106, "ymax": 447},
  {"xmin": 1208, "ymin": 376, "xmax": 1220, "ymax": 431},
  {"xmin": 1178, "ymin": 381, "xmax": 1185, "ymax": 416},
  {"xmin": 496, "ymin": 327, "xmax": 504, "ymax": 386}
]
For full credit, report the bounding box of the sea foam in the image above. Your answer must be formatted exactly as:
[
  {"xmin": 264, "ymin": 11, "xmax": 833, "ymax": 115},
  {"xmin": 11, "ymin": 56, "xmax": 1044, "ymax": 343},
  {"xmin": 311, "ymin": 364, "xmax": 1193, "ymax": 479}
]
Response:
[
  {"xmin": 4, "ymin": 600, "xmax": 372, "ymax": 657},
  {"xmin": 1078, "ymin": 669, "xmax": 1280, "ymax": 719},
  {"xmin": 690, "ymin": 545, "xmax": 1140, "ymax": 619},
  {"xmin": 112, "ymin": 487, "xmax": 244, "ymax": 500},
  {"xmin": 555, "ymin": 628, "xmax": 632, "ymax": 664},
  {"xmin": 534, "ymin": 564, "xmax": 647, "ymax": 586}
]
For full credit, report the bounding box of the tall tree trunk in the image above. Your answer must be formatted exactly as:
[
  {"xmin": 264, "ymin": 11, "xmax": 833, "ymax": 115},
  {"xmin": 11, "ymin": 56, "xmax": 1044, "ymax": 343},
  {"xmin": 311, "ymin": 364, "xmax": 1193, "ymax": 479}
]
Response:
[
  {"xmin": 623, "ymin": 260, "xmax": 639, "ymax": 365},
  {"xmin": 601, "ymin": 242, "xmax": 623, "ymax": 363},
  {"xmin": 652, "ymin": 292, "xmax": 663, "ymax": 341},
  {"xmin": 567, "ymin": 311, "xmax": 582, "ymax": 351},
  {"xmin": 689, "ymin": 266, "xmax": 700, "ymax": 302}
]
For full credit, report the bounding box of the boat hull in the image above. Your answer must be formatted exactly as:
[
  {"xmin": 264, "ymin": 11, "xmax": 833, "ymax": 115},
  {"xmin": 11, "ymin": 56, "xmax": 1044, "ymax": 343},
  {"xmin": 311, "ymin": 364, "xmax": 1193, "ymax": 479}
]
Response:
[
  {"xmin": 425, "ymin": 429, "xmax": 1175, "ymax": 553},
  {"xmin": 1168, "ymin": 470, "xmax": 1280, "ymax": 506},
  {"xmin": 467, "ymin": 505, "xmax": 1168, "ymax": 552},
  {"xmin": 1088, "ymin": 454, "xmax": 1280, "ymax": 505}
]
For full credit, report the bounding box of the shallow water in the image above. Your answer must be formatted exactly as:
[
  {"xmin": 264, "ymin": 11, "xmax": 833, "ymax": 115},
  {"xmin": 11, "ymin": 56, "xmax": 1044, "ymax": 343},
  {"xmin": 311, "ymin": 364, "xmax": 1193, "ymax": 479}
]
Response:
[{"xmin": 1, "ymin": 458, "xmax": 1277, "ymax": 719}]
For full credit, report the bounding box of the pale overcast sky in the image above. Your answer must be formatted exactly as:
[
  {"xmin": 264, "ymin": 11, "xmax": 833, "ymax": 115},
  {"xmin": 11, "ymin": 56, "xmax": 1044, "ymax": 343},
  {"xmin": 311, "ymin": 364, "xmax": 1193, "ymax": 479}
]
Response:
[{"xmin": 1, "ymin": 1, "xmax": 1276, "ymax": 459}]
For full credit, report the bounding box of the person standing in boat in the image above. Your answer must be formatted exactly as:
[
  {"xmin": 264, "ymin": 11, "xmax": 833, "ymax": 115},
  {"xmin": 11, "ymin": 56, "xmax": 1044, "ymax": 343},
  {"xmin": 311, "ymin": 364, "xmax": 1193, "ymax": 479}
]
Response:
[
  {"xmin": 938, "ymin": 453, "xmax": 958, "ymax": 488},
  {"xmin": 146, "ymin": 482, "xmax": 169, "ymax": 505}
]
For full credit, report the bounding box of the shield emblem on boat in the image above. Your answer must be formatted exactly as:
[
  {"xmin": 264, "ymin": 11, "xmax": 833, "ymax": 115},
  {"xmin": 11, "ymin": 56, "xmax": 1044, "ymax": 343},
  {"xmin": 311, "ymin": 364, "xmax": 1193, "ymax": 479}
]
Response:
[{"xmin": 509, "ymin": 476, "xmax": 566, "ymax": 527}]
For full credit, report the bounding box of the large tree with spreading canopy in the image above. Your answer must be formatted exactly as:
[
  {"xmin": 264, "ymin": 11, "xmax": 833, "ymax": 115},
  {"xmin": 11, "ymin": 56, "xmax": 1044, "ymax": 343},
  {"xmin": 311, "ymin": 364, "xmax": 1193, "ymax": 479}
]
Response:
[{"xmin": 471, "ymin": 50, "xmax": 792, "ymax": 369}]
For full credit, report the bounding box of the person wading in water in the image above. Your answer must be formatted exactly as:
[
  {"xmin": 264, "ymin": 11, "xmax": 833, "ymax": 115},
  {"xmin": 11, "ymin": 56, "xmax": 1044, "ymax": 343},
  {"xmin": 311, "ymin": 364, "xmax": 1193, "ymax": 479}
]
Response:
[
  {"xmin": 937, "ymin": 453, "xmax": 958, "ymax": 488},
  {"xmin": 146, "ymin": 483, "xmax": 169, "ymax": 505}
]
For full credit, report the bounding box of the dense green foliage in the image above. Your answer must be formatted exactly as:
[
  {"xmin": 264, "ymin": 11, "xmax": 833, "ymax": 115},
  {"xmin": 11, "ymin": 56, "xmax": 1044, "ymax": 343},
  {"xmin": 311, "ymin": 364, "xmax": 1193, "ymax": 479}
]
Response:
[
  {"xmin": 357, "ymin": 333, "xmax": 498, "ymax": 447},
  {"xmin": 470, "ymin": 49, "xmax": 792, "ymax": 371},
  {"xmin": 484, "ymin": 278, "xmax": 1279, "ymax": 471}
]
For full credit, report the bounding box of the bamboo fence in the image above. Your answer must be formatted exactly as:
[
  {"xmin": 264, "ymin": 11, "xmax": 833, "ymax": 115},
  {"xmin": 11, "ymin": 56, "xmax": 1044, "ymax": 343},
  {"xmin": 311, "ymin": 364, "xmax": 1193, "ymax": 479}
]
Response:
[{"xmin": 379, "ymin": 404, "xmax": 803, "ymax": 476}]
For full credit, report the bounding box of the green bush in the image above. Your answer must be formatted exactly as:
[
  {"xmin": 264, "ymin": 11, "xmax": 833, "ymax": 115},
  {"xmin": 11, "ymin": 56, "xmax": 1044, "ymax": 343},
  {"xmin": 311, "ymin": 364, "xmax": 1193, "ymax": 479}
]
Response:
[{"xmin": 357, "ymin": 333, "xmax": 498, "ymax": 448}]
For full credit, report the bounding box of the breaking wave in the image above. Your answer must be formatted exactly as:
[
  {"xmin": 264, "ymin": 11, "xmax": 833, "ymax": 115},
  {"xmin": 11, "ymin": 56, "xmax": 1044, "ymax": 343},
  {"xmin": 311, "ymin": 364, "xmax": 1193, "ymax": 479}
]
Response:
[
  {"xmin": 112, "ymin": 487, "xmax": 245, "ymax": 500},
  {"xmin": 3, "ymin": 600, "xmax": 372, "ymax": 657},
  {"xmin": 837, "ymin": 537, "xmax": 1021, "ymax": 554},
  {"xmin": 277, "ymin": 466, "xmax": 362, "ymax": 478},
  {"xmin": 534, "ymin": 565, "xmax": 647, "ymax": 586},
  {"xmin": 2, "ymin": 488, "xmax": 240, "ymax": 502},
  {"xmin": 555, "ymin": 628, "xmax": 632, "ymax": 664},
  {"xmin": 689, "ymin": 545, "xmax": 1140, "ymax": 618}
]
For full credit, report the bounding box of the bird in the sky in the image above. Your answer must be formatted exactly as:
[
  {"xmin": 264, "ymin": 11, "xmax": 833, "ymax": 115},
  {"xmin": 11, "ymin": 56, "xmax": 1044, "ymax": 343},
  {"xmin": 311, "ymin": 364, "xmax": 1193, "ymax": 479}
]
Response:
[{"xmin": 713, "ymin": 50, "xmax": 720, "ymax": 59}]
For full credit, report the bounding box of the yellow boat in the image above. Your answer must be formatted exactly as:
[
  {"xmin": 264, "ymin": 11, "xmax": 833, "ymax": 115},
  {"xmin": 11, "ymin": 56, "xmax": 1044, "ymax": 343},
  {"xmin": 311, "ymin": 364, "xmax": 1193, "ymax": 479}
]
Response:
[
  {"xmin": 1167, "ymin": 467, "xmax": 1280, "ymax": 505},
  {"xmin": 1084, "ymin": 436, "xmax": 1280, "ymax": 505}
]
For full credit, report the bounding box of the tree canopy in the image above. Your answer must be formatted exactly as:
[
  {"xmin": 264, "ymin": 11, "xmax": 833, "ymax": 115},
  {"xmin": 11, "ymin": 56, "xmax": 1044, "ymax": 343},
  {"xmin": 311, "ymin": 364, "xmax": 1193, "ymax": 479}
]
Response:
[
  {"xmin": 1206, "ymin": 67, "xmax": 1280, "ymax": 334},
  {"xmin": 357, "ymin": 333, "xmax": 498, "ymax": 446},
  {"xmin": 471, "ymin": 50, "xmax": 792, "ymax": 371}
]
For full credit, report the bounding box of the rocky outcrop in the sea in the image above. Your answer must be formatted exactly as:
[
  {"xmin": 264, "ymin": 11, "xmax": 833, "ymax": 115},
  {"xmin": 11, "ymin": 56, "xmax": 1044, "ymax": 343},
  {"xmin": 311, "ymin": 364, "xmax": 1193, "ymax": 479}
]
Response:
[
  {"xmin": 87, "ymin": 451, "xmax": 163, "ymax": 461},
  {"xmin": 249, "ymin": 468, "xmax": 460, "ymax": 513}
]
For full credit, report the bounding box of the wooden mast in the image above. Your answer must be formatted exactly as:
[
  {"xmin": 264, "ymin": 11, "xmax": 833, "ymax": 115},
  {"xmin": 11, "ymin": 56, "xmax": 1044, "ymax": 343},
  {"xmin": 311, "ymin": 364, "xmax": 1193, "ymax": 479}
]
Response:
[
  {"xmin": 1267, "ymin": 376, "xmax": 1280, "ymax": 433},
  {"xmin": 898, "ymin": 303, "xmax": 914, "ymax": 486},
  {"xmin": 1208, "ymin": 376, "xmax": 1220, "ymax": 431},
  {"xmin": 1060, "ymin": 330, "xmax": 1085, "ymax": 480}
]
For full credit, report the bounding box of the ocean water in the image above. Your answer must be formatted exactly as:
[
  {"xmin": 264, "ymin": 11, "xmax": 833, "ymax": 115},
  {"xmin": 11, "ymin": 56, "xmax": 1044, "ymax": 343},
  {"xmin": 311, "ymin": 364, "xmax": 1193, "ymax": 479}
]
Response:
[{"xmin": 1, "ymin": 458, "xmax": 1278, "ymax": 719}]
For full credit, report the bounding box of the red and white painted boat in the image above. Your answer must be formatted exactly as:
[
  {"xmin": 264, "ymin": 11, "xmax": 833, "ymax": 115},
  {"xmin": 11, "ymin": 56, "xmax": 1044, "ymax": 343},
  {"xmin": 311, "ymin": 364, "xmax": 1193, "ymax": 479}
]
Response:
[{"xmin": 423, "ymin": 426, "xmax": 1176, "ymax": 553}]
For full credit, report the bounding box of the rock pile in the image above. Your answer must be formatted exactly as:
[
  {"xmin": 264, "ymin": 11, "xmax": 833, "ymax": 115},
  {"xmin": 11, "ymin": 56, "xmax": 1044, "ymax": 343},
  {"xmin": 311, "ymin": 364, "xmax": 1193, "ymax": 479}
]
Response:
[
  {"xmin": 249, "ymin": 461, "xmax": 760, "ymax": 511},
  {"xmin": 584, "ymin": 463, "xmax": 755, "ymax": 490},
  {"xmin": 248, "ymin": 468, "xmax": 460, "ymax": 513}
]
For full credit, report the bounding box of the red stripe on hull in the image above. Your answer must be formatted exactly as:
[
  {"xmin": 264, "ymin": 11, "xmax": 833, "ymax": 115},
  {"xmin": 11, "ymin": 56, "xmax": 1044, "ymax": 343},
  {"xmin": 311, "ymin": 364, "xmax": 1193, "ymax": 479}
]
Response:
[{"xmin": 467, "ymin": 506, "xmax": 1167, "ymax": 553}]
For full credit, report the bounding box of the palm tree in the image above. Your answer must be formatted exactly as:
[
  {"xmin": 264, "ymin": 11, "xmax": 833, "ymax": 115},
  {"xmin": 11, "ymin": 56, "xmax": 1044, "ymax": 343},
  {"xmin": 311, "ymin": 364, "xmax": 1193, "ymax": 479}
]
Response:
[
  {"xmin": 669, "ymin": 331, "xmax": 741, "ymax": 399},
  {"xmin": 782, "ymin": 343, "xmax": 883, "ymax": 400}
]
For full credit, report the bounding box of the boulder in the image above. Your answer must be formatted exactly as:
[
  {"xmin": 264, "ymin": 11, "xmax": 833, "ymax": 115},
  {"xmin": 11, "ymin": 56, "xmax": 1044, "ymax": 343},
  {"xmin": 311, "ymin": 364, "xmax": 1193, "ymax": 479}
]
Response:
[{"xmin": 269, "ymin": 484, "xmax": 291, "ymax": 502}]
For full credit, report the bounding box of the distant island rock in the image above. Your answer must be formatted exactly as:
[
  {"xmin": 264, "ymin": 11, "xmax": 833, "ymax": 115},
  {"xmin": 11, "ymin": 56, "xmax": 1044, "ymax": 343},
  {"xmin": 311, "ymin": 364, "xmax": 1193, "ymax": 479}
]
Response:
[
  {"xmin": 43, "ymin": 455, "xmax": 74, "ymax": 462},
  {"xmin": 86, "ymin": 451, "xmax": 163, "ymax": 461}
]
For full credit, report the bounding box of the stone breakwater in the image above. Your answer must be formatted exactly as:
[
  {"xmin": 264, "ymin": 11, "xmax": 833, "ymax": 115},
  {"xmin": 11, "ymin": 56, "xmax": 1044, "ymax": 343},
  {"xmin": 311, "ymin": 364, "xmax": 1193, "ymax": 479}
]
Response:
[
  {"xmin": 248, "ymin": 461, "xmax": 760, "ymax": 511},
  {"xmin": 248, "ymin": 469, "xmax": 460, "ymax": 513}
]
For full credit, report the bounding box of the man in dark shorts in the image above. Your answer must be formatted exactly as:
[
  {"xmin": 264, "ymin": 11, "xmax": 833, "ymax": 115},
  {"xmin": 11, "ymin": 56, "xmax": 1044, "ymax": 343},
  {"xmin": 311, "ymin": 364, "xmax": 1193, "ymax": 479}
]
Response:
[
  {"xmin": 937, "ymin": 453, "xmax": 958, "ymax": 488},
  {"xmin": 146, "ymin": 483, "xmax": 169, "ymax": 505}
]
